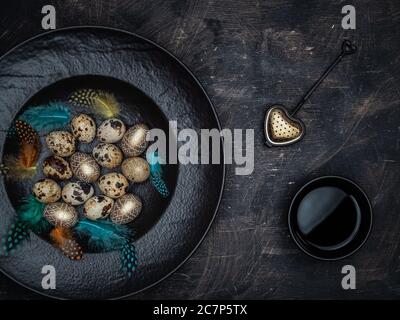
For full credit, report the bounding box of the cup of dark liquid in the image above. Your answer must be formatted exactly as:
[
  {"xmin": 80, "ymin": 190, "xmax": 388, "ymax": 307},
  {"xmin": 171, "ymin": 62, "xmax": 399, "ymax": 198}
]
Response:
[{"xmin": 288, "ymin": 176, "xmax": 372, "ymax": 260}]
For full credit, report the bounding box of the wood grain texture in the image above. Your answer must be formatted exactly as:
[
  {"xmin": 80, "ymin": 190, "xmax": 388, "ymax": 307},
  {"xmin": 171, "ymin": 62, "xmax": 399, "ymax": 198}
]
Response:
[{"xmin": 0, "ymin": 0, "xmax": 399, "ymax": 299}]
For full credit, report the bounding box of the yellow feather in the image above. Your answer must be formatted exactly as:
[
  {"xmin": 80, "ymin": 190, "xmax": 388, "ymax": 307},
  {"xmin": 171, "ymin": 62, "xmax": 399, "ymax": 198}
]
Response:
[
  {"xmin": 92, "ymin": 91, "xmax": 120, "ymax": 119},
  {"xmin": 69, "ymin": 89, "xmax": 120, "ymax": 119}
]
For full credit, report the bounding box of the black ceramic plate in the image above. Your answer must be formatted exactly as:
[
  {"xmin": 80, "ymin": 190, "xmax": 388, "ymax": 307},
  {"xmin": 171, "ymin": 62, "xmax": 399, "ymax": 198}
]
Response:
[
  {"xmin": 0, "ymin": 27, "xmax": 224, "ymax": 299},
  {"xmin": 288, "ymin": 176, "xmax": 372, "ymax": 260}
]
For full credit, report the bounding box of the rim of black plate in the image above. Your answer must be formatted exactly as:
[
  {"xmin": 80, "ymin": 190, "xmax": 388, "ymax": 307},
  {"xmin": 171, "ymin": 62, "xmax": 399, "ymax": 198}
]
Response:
[{"xmin": 0, "ymin": 25, "xmax": 226, "ymax": 300}]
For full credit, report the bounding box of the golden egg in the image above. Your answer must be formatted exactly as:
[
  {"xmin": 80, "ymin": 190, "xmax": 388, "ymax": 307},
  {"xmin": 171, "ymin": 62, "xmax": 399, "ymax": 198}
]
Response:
[
  {"xmin": 110, "ymin": 193, "xmax": 142, "ymax": 224},
  {"xmin": 121, "ymin": 157, "xmax": 150, "ymax": 183},
  {"xmin": 32, "ymin": 179, "xmax": 61, "ymax": 204},
  {"xmin": 45, "ymin": 131, "xmax": 76, "ymax": 157},
  {"xmin": 120, "ymin": 124, "xmax": 149, "ymax": 157},
  {"xmin": 70, "ymin": 152, "xmax": 101, "ymax": 183},
  {"xmin": 43, "ymin": 202, "xmax": 78, "ymax": 228}
]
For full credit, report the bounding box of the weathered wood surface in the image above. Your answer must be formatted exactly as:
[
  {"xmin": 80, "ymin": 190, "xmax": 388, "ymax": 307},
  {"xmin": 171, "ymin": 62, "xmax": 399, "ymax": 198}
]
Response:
[{"xmin": 0, "ymin": 0, "xmax": 399, "ymax": 299}]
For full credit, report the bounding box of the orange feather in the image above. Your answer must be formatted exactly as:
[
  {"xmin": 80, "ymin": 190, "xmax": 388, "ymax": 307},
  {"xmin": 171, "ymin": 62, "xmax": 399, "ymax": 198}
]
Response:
[
  {"xmin": 15, "ymin": 120, "xmax": 40, "ymax": 169},
  {"xmin": 50, "ymin": 227, "xmax": 83, "ymax": 261},
  {"xmin": 6, "ymin": 120, "xmax": 41, "ymax": 179},
  {"xmin": 19, "ymin": 139, "xmax": 40, "ymax": 168}
]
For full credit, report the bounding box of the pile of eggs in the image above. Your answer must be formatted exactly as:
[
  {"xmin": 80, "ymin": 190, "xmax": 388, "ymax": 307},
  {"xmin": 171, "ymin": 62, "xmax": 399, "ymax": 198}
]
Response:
[{"xmin": 32, "ymin": 115, "xmax": 151, "ymax": 228}]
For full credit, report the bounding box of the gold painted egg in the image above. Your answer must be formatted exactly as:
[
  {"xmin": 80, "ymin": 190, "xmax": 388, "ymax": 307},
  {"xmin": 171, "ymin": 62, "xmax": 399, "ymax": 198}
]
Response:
[
  {"xmin": 110, "ymin": 193, "xmax": 142, "ymax": 224},
  {"xmin": 42, "ymin": 155, "xmax": 73, "ymax": 180},
  {"xmin": 120, "ymin": 124, "xmax": 149, "ymax": 157},
  {"xmin": 32, "ymin": 179, "xmax": 61, "ymax": 204},
  {"xmin": 97, "ymin": 118, "xmax": 126, "ymax": 143},
  {"xmin": 83, "ymin": 196, "xmax": 114, "ymax": 220},
  {"xmin": 45, "ymin": 131, "xmax": 76, "ymax": 157},
  {"xmin": 121, "ymin": 157, "xmax": 150, "ymax": 183},
  {"xmin": 98, "ymin": 172, "xmax": 129, "ymax": 199},
  {"xmin": 70, "ymin": 152, "xmax": 101, "ymax": 183},
  {"xmin": 92, "ymin": 143, "xmax": 123, "ymax": 169},
  {"xmin": 44, "ymin": 202, "xmax": 78, "ymax": 228},
  {"xmin": 62, "ymin": 181, "xmax": 94, "ymax": 206},
  {"xmin": 71, "ymin": 114, "xmax": 96, "ymax": 143}
]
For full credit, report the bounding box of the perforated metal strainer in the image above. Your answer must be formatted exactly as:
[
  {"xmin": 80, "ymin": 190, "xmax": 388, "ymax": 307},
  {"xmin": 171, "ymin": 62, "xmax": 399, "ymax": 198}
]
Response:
[{"xmin": 264, "ymin": 40, "xmax": 357, "ymax": 147}]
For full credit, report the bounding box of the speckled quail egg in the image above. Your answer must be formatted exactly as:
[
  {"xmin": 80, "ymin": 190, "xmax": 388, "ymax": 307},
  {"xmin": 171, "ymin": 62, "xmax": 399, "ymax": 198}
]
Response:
[
  {"xmin": 62, "ymin": 181, "xmax": 94, "ymax": 206},
  {"xmin": 42, "ymin": 155, "xmax": 73, "ymax": 180},
  {"xmin": 121, "ymin": 157, "xmax": 150, "ymax": 183},
  {"xmin": 46, "ymin": 131, "xmax": 76, "ymax": 157},
  {"xmin": 110, "ymin": 193, "xmax": 142, "ymax": 224},
  {"xmin": 70, "ymin": 114, "xmax": 96, "ymax": 143},
  {"xmin": 98, "ymin": 172, "xmax": 129, "ymax": 199},
  {"xmin": 97, "ymin": 118, "xmax": 126, "ymax": 143},
  {"xmin": 120, "ymin": 124, "xmax": 149, "ymax": 157},
  {"xmin": 32, "ymin": 179, "xmax": 61, "ymax": 204},
  {"xmin": 70, "ymin": 152, "xmax": 101, "ymax": 183},
  {"xmin": 44, "ymin": 202, "xmax": 78, "ymax": 228},
  {"xmin": 83, "ymin": 196, "xmax": 115, "ymax": 220},
  {"xmin": 92, "ymin": 143, "xmax": 123, "ymax": 169}
]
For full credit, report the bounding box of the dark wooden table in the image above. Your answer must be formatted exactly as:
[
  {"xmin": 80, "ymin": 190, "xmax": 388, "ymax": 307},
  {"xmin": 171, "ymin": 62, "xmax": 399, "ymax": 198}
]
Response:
[{"xmin": 0, "ymin": 0, "xmax": 399, "ymax": 299}]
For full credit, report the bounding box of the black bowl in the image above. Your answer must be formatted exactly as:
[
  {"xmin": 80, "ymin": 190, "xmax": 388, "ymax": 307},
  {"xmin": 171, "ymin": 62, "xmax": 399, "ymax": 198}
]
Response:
[
  {"xmin": 3, "ymin": 75, "xmax": 178, "ymax": 244},
  {"xmin": 0, "ymin": 27, "xmax": 225, "ymax": 299},
  {"xmin": 288, "ymin": 176, "xmax": 372, "ymax": 260}
]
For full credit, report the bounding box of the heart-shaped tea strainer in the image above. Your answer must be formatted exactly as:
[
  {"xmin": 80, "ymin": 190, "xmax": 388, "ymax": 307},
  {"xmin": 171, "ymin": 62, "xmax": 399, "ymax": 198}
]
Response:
[{"xmin": 264, "ymin": 40, "xmax": 357, "ymax": 147}]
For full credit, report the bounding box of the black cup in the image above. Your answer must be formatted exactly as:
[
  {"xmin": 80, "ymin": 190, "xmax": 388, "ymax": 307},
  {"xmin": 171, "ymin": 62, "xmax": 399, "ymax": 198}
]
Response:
[{"xmin": 288, "ymin": 176, "xmax": 372, "ymax": 260}]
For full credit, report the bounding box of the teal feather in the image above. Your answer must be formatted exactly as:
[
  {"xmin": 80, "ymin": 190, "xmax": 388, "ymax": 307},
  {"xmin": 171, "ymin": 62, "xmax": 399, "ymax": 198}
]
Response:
[
  {"xmin": 2, "ymin": 220, "xmax": 30, "ymax": 255},
  {"xmin": 121, "ymin": 241, "xmax": 137, "ymax": 277},
  {"xmin": 75, "ymin": 219, "xmax": 132, "ymax": 252},
  {"xmin": 147, "ymin": 151, "xmax": 163, "ymax": 176},
  {"xmin": 17, "ymin": 196, "xmax": 51, "ymax": 234},
  {"xmin": 148, "ymin": 151, "xmax": 170, "ymax": 198},
  {"xmin": 1, "ymin": 196, "xmax": 50, "ymax": 255},
  {"xmin": 75, "ymin": 219, "xmax": 137, "ymax": 276},
  {"xmin": 18, "ymin": 103, "xmax": 71, "ymax": 132},
  {"xmin": 150, "ymin": 175, "xmax": 170, "ymax": 198}
]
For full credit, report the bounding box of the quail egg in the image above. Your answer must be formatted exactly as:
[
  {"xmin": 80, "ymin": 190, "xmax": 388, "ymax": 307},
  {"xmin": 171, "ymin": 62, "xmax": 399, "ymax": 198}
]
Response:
[
  {"xmin": 71, "ymin": 114, "xmax": 96, "ymax": 143},
  {"xmin": 121, "ymin": 157, "xmax": 150, "ymax": 183},
  {"xmin": 97, "ymin": 118, "xmax": 126, "ymax": 143},
  {"xmin": 92, "ymin": 143, "xmax": 123, "ymax": 169},
  {"xmin": 70, "ymin": 152, "xmax": 100, "ymax": 183},
  {"xmin": 83, "ymin": 196, "xmax": 115, "ymax": 220},
  {"xmin": 110, "ymin": 193, "xmax": 142, "ymax": 224},
  {"xmin": 44, "ymin": 202, "xmax": 78, "ymax": 228},
  {"xmin": 98, "ymin": 172, "xmax": 129, "ymax": 199},
  {"xmin": 32, "ymin": 179, "xmax": 61, "ymax": 204},
  {"xmin": 46, "ymin": 131, "xmax": 76, "ymax": 157},
  {"xmin": 42, "ymin": 155, "xmax": 73, "ymax": 180},
  {"xmin": 120, "ymin": 123, "xmax": 149, "ymax": 157},
  {"xmin": 62, "ymin": 181, "xmax": 94, "ymax": 206}
]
